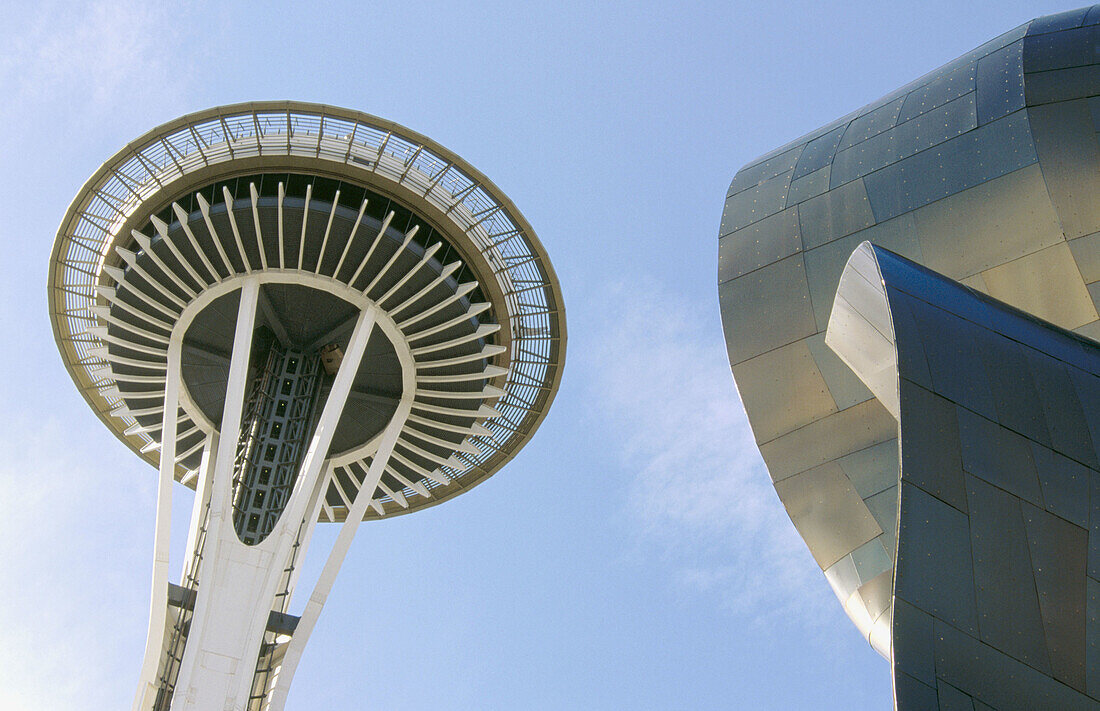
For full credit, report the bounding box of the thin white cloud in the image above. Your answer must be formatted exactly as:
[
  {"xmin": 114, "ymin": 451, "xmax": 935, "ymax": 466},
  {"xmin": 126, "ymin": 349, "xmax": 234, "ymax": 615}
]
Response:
[{"xmin": 585, "ymin": 281, "xmax": 833, "ymax": 624}]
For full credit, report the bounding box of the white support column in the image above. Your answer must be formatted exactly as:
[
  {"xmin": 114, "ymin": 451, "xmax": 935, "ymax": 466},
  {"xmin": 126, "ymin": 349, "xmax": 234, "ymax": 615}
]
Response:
[
  {"xmin": 171, "ymin": 278, "xmax": 261, "ymax": 710},
  {"xmin": 180, "ymin": 433, "xmax": 219, "ymax": 581},
  {"xmin": 171, "ymin": 297, "xmax": 378, "ymax": 711},
  {"xmin": 266, "ymin": 395, "xmax": 413, "ymax": 711},
  {"xmin": 132, "ymin": 336, "xmax": 183, "ymax": 711}
]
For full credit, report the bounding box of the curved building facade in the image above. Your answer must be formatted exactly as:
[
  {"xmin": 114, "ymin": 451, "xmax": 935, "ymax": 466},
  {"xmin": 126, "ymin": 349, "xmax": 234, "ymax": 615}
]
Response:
[{"xmin": 718, "ymin": 6, "xmax": 1100, "ymax": 709}]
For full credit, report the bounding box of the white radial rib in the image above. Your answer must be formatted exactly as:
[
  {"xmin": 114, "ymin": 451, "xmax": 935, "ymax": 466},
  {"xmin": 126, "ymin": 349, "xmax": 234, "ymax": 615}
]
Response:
[
  {"xmin": 195, "ymin": 193, "xmax": 236, "ymax": 276},
  {"xmin": 91, "ymin": 312, "xmax": 170, "ymax": 345},
  {"xmin": 111, "ymin": 402, "xmax": 165, "ymax": 418},
  {"xmin": 314, "ymin": 189, "xmax": 340, "ymax": 274},
  {"xmin": 388, "ymin": 261, "xmax": 462, "ymax": 319},
  {"xmin": 417, "ymin": 345, "xmax": 506, "ymax": 369},
  {"xmin": 121, "ymin": 234, "xmax": 197, "ymax": 298},
  {"xmin": 403, "ymin": 426, "xmax": 479, "ymax": 455},
  {"xmin": 375, "ymin": 479, "xmax": 407, "ymax": 508},
  {"xmin": 222, "ymin": 186, "xmax": 253, "ymax": 273},
  {"xmin": 397, "ymin": 281, "xmax": 476, "ymax": 329},
  {"xmin": 375, "ymin": 241, "xmax": 441, "ymax": 306},
  {"xmin": 364, "ymin": 225, "xmax": 418, "ymax": 295},
  {"xmin": 413, "ymin": 401, "xmax": 501, "ymax": 419},
  {"xmin": 266, "ymin": 397, "xmax": 412, "ymax": 711},
  {"xmin": 103, "ymin": 269, "xmax": 181, "ymax": 321},
  {"xmin": 107, "ymin": 370, "xmax": 167, "ymax": 385},
  {"xmin": 410, "ymin": 324, "xmax": 500, "ymax": 356},
  {"xmin": 415, "ymin": 385, "xmax": 504, "ymax": 401},
  {"xmin": 406, "ymin": 302, "xmax": 490, "ymax": 341},
  {"xmin": 368, "ymin": 499, "xmax": 385, "ymax": 515},
  {"xmin": 297, "ymin": 183, "xmax": 312, "ymax": 271},
  {"xmin": 175, "ymin": 434, "xmax": 207, "ymax": 463},
  {"xmin": 389, "ymin": 448, "xmax": 451, "ymax": 486},
  {"xmin": 167, "ymin": 205, "xmax": 219, "ymax": 284},
  {"xmin": 130, "ymin": 335, "xmax": 181, "ymax": 711},
  {"xmin": 418, "ymin": 365, "xmax": 508, "ymax": 383},
  {"xmin": 110, "ymin": 252, "xmax": 187, "ymax": 309},
  {"xmin": 328, "ymin": 467, "xmax": 354, "ymax": 509},
  {"xmin": 384, "ymin": 465, "xmax": 430, "ymax": 497},
  {"xmin": 332, "ymin": 199, "xmax": 368, "ymax": 278},
  {"xmin": 94, "ymin": 351, "xmax": 166, "ymax": 371},
  {"xmin": 248, "ymin": 183, "xmax": 269, "ymax": 270},
  {"xmin": 395, "ymin": 438, "xmax": 458, "ymax": 469},
  {"xmin": 277, "ymin": 181, "xmax": 286, "ymax": 268},
  {"xmin": 85, "ymin": 328, "xmax": 167, "ymax": 357},
  {"xmin": 348, "ymin": 210, "xmax": 395, "ymax": 286},
  {"xmin": 90, "ymin": 298, "xmax": 172, "ymax": 332},
  {"xmin": 407, "ymin": 412, "xmax": 491, "ymax": 436}
]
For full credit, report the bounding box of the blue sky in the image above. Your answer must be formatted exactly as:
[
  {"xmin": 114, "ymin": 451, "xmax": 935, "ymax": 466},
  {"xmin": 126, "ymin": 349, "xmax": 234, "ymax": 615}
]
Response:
[{"xmin": 0, "ymin": 1, "xmax": 1073, "ymax": 709}]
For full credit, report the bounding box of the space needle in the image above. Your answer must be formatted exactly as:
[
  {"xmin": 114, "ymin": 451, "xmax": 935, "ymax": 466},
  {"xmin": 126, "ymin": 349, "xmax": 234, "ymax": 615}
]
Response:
[{"xmin": 48, "ymin": 102, "xmax": 566, "ymax": 710}]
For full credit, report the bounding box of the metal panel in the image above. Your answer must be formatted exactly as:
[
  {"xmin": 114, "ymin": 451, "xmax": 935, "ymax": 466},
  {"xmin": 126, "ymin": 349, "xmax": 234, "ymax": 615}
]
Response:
[
  {"xmin": 792, "ymin": 124, "xmax": 846, "ymax": 180},
  {"xmin": 730, "ymin": 339, "xmax": 837, "ymax": 442},
  {"xmin": 721, "ymin": 171, "xmax": 793, "ymax": 233},
  {"xmin": 908, "ymin": 164, "xmax": 1063, "ymax": 280},
  {"xmin": 892, "ymin": 597, "xmax": 936, "ymax": 687},
  {"xmin": 898, "ymin": 382, "xmax": 968, "ymax": 512},
  {"xmin": 805, "ymin": 332, "xmax": 874, "ymax": 410},
  {"xmin": 898, "ymin": 61, "xmax": 977, "ymax": 122},
  {"xmin": 864, "ymin": 109, "xmax": 1037, "ymax": 222},
  {"xmin": 838, "ymin": 96, "xmax": 904, "ymax": 151},
  {"xmin": 1031, "ymin": 442, "xmax": 1092, "ymax": 528},
  {"xmin": 1068, "ymin": 231, "xmax": 1100, "ymax": 283},
  {"xmin": 966, "ymin": 474, "xmax": 1051, "ymax": 674},
  {"xmin": 894, "ymin": 672, "xmax": 939, "ymax": 710},
  {"xmin": 934, "ymin": 618, "xmax": 1097, "ymax": 711},
  {"xmin": 798, "ymin": 178, "xmax": 876, "ymax": 250},
  {"xmin": 976, "ymin": 40, "xmax": 1025, "ymax": 124},
  {"xmin": 726, "ymin": 144, "xmax": 803, "ymax": 197},
  {"xmin": 1022, "ymin": 501, "xmax": 1088, "ymax": 691},
  {"xmin": 1028, "ymin": 100, "xmax": 1100, "ymax": 240},
  {"xmin": 908, "ymin": 298, "xmax": 998, "ymax": 421},
  {"xmin": 831, "ymin": 93, "xmax": 978, "ymax": 189},
  {"xmin": 957, "ymin": 408, "xmax": 1043, "ymax": 504},
  {"xmin": 785, "ymin": 165, "xmax": 829, "ymax": 206},
  {"xmin": 719, "ymin": 254, "xmax": 818, "ymax": 365},
  {"xmin": 838, "ymin": 438, "xmax": 899, "ymax": 499},
  {"xmin": 774, "ymin": 461, "xmax": 883, "ymax": 569},
  {"xmin": 895, "ymin": 483, "xmax": 979, "ymax": 635},
  {"xmin": 718, "ymin": 206, "xmax": 801, "ymax": 280},
  {"xmin": 759, "ymin": 398, "xmax": 895, "ymax": 481},
  {"xmin": 1023, "ymin": 347, "xmax": 1099, "ymax": 470},
  {"xmin": 937, "ymin": 682, "xmax": 977, "ymax": 711},
  {"xmin": 1022, "ymin": 23, "xmax": 1100, "ymax": 73}
]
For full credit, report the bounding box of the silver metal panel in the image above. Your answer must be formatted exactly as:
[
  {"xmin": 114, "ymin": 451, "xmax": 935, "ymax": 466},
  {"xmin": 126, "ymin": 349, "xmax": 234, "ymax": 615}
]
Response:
[
  {"xmin": 721, "ymin": 170, "xmax": 793, "ymax": 233},
  {"xmin": 805, "ymin": 332, "xmax": 874, "ymax": 410},
  {"xmin": 837, "ymin": 96, "xmax": 904, "ymax": 151},
  {"xmin": 837, "ymin": 438, "xmax": 898, "ymax": 500},
  {"xmin": 1028, "ymin": 100, "xmax": 1100, "ymax": 240},
  {"xmin": 976, "ymin": 40, "xmax": 1025, "ymax": 124},
  {"xmin": 726, "ymin": 144, "xmax": 803, "ymax": 197},
  {"xmin": 774, "ymin": 461, "xmax": 883, "ymax": 569},
  {"xmin": 785, "ymin": 165, "xmax": 829, "ymax": 205},
  {"xmin": 719, "ymin": 254, "xmax": 817, "ymax": 365},
  {"xmin": 892, "ymin": 598, "xmax": 936, "ymax": 687},
  {"xmin": 718, "ymin": 206, "xmax": 801, "ymax": 281},
  {"xmin": 730, "ymin": 340, "xmax": 837, "ymax": 443},
  {"xmin": 909, "ymin": 164, "xmax": 1063, "ymax": 279},
  {"xmin": 1068, "ymin": 231, "xmax": 1100, "ymax": 283},
  {"xmin": 798, "ymin": 178, "xmax": 876, "ymax": 251},
  {"xmin": 758, "ymin": 398, "xmax": 895, "ymax": 482}
]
